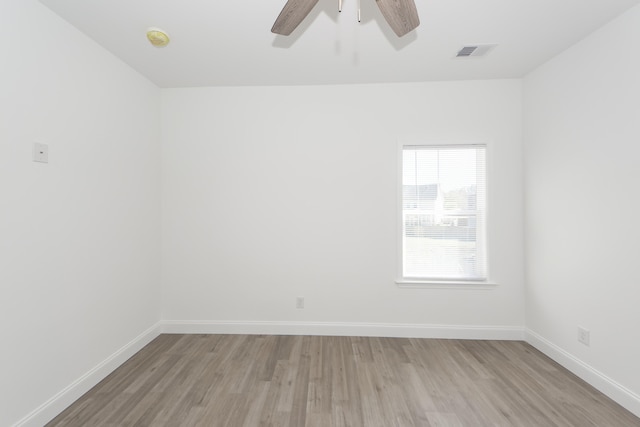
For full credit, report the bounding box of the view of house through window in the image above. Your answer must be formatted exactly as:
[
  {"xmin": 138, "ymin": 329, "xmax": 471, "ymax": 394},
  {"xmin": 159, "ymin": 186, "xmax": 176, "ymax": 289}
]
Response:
[{"xmin": 401, "ymin": 145, "xmax": 487, "ymax": 281}]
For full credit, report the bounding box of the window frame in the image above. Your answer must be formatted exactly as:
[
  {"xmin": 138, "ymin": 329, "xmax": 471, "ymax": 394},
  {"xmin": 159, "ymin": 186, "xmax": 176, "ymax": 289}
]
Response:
[{"xmin": 395, "ymin": 140, "xmax": 496, "ymax": 289}]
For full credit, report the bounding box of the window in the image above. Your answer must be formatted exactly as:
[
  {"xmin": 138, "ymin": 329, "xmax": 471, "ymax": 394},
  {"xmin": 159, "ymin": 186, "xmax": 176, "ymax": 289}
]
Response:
[{"xmin": 400, "ymin": 144, "xmax": 487, "ymax": 282}]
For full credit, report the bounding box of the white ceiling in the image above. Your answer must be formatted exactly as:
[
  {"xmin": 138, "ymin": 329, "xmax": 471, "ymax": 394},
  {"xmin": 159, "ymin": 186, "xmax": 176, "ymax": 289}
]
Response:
[{"xmin": 39, "ymin": 0, "xmax": 640, "ymax": 88}]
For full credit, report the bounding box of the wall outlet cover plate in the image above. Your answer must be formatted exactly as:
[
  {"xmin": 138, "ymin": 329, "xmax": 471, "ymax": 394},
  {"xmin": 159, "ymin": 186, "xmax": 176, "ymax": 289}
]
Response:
[{"xmin": 33, "ymin": 142, "xmax": 49, "ymax": 163}]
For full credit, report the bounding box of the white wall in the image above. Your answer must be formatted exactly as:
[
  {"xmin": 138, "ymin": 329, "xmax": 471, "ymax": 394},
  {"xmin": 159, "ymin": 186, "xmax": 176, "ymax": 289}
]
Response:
[
  {"xmin": 524, "ymin": 4, "xmax": 640, "ymax": 415},
  {"xmin": 0, "ymin": 2, "xmax": 161, "ymax": 425},
  {"xmin": 161, "ymin": 81, "xmax": 525, "ymax": 334}
]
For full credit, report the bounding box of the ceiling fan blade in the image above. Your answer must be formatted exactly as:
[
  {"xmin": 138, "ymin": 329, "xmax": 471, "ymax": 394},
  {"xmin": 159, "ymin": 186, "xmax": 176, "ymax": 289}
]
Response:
[
  {"xmin": 271, "ymin": 0, "xmax": 320, "ymax": 36},
  {"xmin": 375, "ymin": 0, "xmax": 420, "ymax": 37}
]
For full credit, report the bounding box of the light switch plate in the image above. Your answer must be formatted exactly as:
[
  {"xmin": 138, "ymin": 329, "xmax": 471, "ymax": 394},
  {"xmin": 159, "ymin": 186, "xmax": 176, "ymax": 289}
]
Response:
[{"xmin": 33, "ymin": 142, "xmax": 48, "ymax": 163}]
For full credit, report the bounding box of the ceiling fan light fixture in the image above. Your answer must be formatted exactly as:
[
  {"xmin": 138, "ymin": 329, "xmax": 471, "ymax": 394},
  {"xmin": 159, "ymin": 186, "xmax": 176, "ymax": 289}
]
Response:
[
  {"xmin": 272, "ymin": 0, "xmax": 419, "ymax": 38},
  {"xmin": 146, "ymin": 27, "xmax": 170, "ymax": 47}
]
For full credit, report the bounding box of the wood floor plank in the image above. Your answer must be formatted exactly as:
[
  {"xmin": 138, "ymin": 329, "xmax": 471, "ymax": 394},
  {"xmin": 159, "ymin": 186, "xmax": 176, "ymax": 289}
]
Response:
[
  {"xmin": 241, "ymin": 381, "xmax": 270, "ymax": 427},
  {"xmin": 46, "ymin": 335, "xmax": 640, "ymax": 427},
  {"xmin": 258, "ymin": 359, "xmax": 288, "ymax": 426},
  {"xmin": 334, "ymin": 337, "xmax": 364, "ymax": 427}
]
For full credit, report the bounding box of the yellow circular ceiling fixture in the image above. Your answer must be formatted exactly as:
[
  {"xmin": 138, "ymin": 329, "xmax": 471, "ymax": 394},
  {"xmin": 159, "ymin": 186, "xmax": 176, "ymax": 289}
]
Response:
[{"xmin": 146, "ymin": 27, "xmax": 170, "ymax": 47}]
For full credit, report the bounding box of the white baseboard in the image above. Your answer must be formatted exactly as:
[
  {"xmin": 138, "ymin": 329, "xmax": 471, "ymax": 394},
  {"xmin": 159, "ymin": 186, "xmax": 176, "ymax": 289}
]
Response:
[
  {"xmin": 13, "ymin": 322, "xmax": 162, "ymax": 427},
  {"xmin": 161, "ymin": 320, "xmax": 525, "ymax": 341},
  {"xmin": 525, "ymin": 329, "xmax": 640, "ymax": 419}
]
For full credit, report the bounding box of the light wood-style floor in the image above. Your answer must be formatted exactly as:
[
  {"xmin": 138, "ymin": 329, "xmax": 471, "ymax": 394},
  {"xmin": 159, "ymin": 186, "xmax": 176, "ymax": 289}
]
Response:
[{"xmin": 47, "ymin": 334, "xmax": 640, "ymax": 426}]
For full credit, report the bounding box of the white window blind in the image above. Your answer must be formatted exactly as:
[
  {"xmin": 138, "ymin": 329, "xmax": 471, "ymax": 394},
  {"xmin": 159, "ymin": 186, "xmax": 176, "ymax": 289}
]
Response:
[{"xmin": 401, "ymin": 145, "xmax": 487, "ymax": 281}]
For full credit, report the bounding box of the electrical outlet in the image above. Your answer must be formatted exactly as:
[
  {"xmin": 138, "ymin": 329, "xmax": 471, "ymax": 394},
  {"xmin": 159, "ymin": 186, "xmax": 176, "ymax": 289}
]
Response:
[
  {"xmin": 33, "ymin": 142, "xmax": 49, "ymax": 163},
  {"xmin": 296, "ymin": 297, "xmax": 304, "ymax": 309},
  {"xmin": 578, "ymin": 327, "xmax": 590, "ymax": 346}
]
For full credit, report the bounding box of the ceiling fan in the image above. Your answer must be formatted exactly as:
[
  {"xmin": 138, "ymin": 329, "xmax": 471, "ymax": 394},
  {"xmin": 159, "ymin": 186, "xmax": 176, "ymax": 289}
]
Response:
[{"xmin": 271, "ymin": 0, "xmax": 420, "ymax": 38}]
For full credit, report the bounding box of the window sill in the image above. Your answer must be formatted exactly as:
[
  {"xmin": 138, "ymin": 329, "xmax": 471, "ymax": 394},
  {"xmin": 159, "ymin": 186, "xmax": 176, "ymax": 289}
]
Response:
[{"xmin": 395, "ymin": 279, "xmax": 498, "ymax": 290}]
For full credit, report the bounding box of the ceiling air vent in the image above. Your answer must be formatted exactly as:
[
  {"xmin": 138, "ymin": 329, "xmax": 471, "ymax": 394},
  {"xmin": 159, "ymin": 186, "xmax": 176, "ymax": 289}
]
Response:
[
  {"xmin": 456, "ymin": 44, "xmax": 497, "ymax": 58},
  {"xmin": 457, "ymin": 46, "xmax": 477, "ymax": 57}
]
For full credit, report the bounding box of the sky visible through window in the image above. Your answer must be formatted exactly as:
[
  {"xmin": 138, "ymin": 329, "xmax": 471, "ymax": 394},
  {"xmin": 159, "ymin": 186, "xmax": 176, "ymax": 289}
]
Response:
[{"xmin": 403, "ymin": 147, "xmax": 478, "ymax": 191}]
